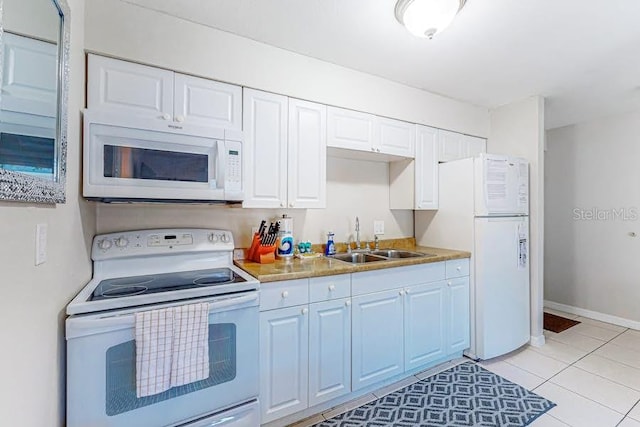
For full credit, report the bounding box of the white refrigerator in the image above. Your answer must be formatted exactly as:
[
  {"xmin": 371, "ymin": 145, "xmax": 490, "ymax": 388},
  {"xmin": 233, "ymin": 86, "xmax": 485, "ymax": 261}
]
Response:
[{"xmin": 416, "ymin": 153, "xmax": 530, "ymax": 360}]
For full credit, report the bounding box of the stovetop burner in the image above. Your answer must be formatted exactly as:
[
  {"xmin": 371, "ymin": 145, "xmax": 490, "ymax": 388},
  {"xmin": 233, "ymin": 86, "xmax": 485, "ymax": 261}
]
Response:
[{"xmin": 91, "ymin": 268, "xmax": 245, "ymax": 301}]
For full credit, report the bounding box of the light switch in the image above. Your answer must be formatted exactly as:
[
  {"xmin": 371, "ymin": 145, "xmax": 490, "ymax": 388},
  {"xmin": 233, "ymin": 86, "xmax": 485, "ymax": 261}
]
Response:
[
  {"xmin": 374, "ymin": 220, "xmax": 385, "ymax": 235},
  {"xmin": 36, "ymin": 223, "xmax": 47, "ymax": 266}
]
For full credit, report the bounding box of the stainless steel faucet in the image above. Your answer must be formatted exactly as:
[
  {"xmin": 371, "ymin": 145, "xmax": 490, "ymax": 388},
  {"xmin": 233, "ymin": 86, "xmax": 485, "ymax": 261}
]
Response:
[{"xmin": 355, "ymin": 216, "xmax": 361, "ymax": 250}]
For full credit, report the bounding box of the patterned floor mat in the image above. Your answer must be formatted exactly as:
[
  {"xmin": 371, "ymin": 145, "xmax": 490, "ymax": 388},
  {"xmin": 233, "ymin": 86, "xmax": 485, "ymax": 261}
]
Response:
[{"xmin": 315, "ymin": 362, "xmax": 555, "ymax": 427}]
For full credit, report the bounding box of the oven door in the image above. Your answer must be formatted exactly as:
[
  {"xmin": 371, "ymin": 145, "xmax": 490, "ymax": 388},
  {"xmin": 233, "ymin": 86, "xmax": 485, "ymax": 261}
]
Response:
[
  {"xmin": 66, "ymin": 292, "xmax": 259, "ymax": 427},
  {"xmin": 83, "ymin": 110, "xmax": 229, "ymax": 201}
]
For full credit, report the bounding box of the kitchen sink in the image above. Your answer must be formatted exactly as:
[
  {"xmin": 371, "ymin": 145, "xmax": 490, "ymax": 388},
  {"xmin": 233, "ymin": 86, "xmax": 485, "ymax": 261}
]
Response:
[
  {"xmin": 370, "ymin": 249, "xmax": 435, "ymax": 258},
  {"xmin": 329, "ymin": 253, "xmax": 388, "ymax": 264}
]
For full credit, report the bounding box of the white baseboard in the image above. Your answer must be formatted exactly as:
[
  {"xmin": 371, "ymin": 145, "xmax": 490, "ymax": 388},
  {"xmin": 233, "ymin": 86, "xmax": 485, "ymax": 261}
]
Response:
[
  {"xmin": 529, "ymin": 334, "xmax": 546, "ymax": 347},
  {"xmin": 544, "ymin": 300, "xmax": 640, "ymax": 330}
]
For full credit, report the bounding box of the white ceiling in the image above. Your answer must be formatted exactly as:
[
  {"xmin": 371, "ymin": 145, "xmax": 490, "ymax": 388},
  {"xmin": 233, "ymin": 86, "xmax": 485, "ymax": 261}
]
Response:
[{"xmin": 123, "ymin": 0, "xmax": 640, "ymax": 129}]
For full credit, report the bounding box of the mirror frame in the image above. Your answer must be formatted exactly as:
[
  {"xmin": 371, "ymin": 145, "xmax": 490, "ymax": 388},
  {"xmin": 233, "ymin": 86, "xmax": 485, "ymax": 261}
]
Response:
[{"xmin": 0, "ymin": 0, "xmax": 70, "ymax": 204}]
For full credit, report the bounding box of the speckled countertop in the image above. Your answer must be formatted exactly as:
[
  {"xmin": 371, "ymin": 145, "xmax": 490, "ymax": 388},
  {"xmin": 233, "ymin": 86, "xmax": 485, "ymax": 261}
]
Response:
[{"xmin": 234, "ymin": 238, "xmax": 470, "ymax": 283}]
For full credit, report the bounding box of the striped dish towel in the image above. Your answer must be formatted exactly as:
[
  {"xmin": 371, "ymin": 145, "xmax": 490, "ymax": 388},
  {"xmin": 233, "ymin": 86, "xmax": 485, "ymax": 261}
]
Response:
[
  {"xmin": 135, "ymin": 307, "xmax": 174, "ymax": 398},
  {"xmin": 170, "ymin": 303, "xmax": 210, "ymax": 387}
]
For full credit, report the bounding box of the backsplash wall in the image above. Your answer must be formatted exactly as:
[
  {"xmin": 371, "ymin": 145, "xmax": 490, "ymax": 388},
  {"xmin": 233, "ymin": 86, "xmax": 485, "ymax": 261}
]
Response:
[{"xmin": 96, "ymin": 156, "xmax": 414, "ymax": 247}]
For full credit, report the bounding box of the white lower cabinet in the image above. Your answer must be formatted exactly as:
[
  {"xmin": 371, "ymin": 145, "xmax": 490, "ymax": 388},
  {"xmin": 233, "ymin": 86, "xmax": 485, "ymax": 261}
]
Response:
[
  {"xmin": 404, "ymin": 281, "xmax": 447, "ymax": 371},
  {"xmin": 448, "ymin": 277, "xmax": 471, "ymax": 353},
  {"xmin": 309, "ymin": 298, "xmax": 351, "ymax": 406},
  {"xmin": 259, "ymin": 262, "xmax": 470, "ymax": 425},
  {"xmin": 259, "ymin": 305, "xmax": 309, "ymax": 423},
  {"xmin": 352, "ymin": 289, "xmax": 404, "ymax": 391}
]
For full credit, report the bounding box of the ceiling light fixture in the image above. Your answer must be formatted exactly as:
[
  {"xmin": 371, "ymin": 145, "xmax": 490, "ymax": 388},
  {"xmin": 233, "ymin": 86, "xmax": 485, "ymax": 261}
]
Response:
[{"xmin": 395, "ymin": 0, "xmax": 467, "ymax": 39}]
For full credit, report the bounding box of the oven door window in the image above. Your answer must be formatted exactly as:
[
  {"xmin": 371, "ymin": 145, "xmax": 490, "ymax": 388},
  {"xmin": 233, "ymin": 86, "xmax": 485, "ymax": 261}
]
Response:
[
  {"xmin": 105, "ymin": 323, "xmax": 236, "ymax": 416},
  {"xmin": 103, "ymin": 145, "xmax": 208, "ymax": 183}
]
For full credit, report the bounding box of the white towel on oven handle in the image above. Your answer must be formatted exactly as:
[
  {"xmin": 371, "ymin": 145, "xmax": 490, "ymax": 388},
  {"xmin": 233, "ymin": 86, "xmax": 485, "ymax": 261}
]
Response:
[
  {"xmin": 135, "ymin": 307, "xmax": 174, "ymax": 398},
  {"xmin": 171, "ymin": 303, "xmax": 210, "ymax": 387}
]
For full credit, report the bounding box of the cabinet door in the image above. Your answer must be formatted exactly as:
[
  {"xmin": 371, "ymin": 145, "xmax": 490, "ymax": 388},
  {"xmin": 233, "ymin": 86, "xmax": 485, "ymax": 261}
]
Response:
[
  {"xmin": 287, "ymin": 99, "xmax": 327, "ymax": 209},
  {"xmin": 327, "ymin": 107, "xmax": 376, "ymax": 152},
  {"xmin": 415, "ymin": 125, "xmax": 439, "ymax": 210},
  {"xmin": 242, "ymin": 89, "xmax": 288, "ymax": 208},
  {"xmin": 464, "ymin": 135, "xmax": 487, "ymax": 158},
  {"xmin": 1, "ymin": 33, "xmax": 57, "ymax": 118},
  {"xmin": 438, "ymin": 130, "xmax": 465, "ymax": 162},
  {"xmin": 173, "ymin": 74, "xmax": 241, "ymax": 130},
  {"xmin": 404, "ymin": 282, "xmax": 447, "ymax": 371},
  {"xmin": 260, "ymin": 306, "xmax": 309, "ymax": 423},
  {"xmin": 87, "ymin": 54, "xmax": 174, "ymax": 121},
  {"xmin": 447, "ymin": 277, "xmax": 470, "ymax": 354},
  {"xmin": 309, "ymin": 298, "xmax": 351, "ymax": 406},
  {"xmin": 377, "ymin": 117, "xmax": 415, "ymax": 158},
  {"xmin": 352, "ymin": 289, "xmax": 404, "ymax": 391}
]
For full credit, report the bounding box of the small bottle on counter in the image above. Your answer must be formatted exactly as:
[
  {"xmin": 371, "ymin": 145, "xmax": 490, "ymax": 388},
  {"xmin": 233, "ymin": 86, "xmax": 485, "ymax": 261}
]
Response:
[{"xmin": 325, "ymin": 232, "xmax": 336, "ymax": 256}]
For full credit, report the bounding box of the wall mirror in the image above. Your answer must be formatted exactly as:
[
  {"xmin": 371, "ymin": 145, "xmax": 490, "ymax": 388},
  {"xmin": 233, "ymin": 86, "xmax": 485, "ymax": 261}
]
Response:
[{"xmin": 0, "ymin": 0, "xmax": 70, "ymax": 203}]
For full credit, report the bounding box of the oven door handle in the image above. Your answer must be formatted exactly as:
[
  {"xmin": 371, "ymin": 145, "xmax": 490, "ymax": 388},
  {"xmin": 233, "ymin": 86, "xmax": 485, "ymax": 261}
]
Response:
[
  {"xmin": 206, "ymin": 293, "xmax": 258, "ymax": 311},
  {"xmin": 66, "ymin": 293, "xmax": 259, "ymax": 339}
]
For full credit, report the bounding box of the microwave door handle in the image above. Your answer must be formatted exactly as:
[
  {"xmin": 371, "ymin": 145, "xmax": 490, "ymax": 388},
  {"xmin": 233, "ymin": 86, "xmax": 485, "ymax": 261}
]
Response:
[{"xmin": 216, "ymin": 140, "xmax": 225, "ymax": 190}]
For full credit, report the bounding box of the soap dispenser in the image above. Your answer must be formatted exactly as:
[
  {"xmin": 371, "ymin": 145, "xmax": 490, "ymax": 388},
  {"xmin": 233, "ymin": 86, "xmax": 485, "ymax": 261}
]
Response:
[{"xmin": 325, "ymin": 232, "xmax": 336, "ymax": 256}]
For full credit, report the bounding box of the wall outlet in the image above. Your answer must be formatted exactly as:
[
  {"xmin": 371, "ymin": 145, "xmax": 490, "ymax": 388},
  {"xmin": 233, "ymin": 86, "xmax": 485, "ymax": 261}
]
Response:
[
  {"xmin": 35, "ymin": 223, "xmax": 47, "ymax": 266},
  {"xmin": 373, "ymin": 220, "xmax": 385, "ymax": 235},
  {"xmin": 233, "ymin": 249, "xmax": 245, "ymax": 260}
]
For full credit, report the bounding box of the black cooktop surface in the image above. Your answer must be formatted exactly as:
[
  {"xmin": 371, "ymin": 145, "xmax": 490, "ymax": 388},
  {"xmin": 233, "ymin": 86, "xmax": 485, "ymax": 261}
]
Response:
[{"xmin": 90, "ymin": 268, "xmax": 246, "ymax": 300}]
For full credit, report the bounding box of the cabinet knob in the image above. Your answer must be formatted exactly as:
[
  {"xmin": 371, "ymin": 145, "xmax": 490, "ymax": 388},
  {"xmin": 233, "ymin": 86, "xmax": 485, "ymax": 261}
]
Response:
[
  {"xmin": 281, "ymin": 291, "xmax": 289, "ymax": 298},
  {"xmin": 162, "ymin": 113, "xmax": 171, "ymax": 121},
  {"xmin": 376, "ymin": 148, "xmax": 381, "ymax": 153},
  {"xmin": 371, "ymin": 147, "xmax": 375, "ymax": 152},
  {"xmin": 301, "ymin": 308, "xmax": 308, "ymax": 315},
  {"xmin": 456, "ymin": 266, "xmax": 462, "ymax": 271},
  {"xmin": 280, "ymin": 203, "xmax": 284, "ymax": 207},
  {"xmin": 399, "ymin": 290, "xmax": 404, "ymax": 296},
  {"xmin": 289, "ymin": 202, "xmax": 294, "ymax": 208},
  {"xmin": 175, "ymin": 115, "xmax": 185, "ymax": 123},
  {"xmin": 447, "ymin": 281, "xmax": 452, "ymax": 286},
  {"xmin": 345, "ymin": 300, "xmax": 351, "ymax": 307},
  {"xmin": 405, "ymin": 289, "xmax": 410, "ymax": 294},
  {"xmin": 328, "ymin": 285, "xmax": 336, "ymax": 291}
]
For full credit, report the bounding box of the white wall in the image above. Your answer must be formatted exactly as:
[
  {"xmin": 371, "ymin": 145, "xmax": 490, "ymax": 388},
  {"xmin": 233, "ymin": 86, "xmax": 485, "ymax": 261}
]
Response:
[
  {"xmin": 97, "ymin": 156, "xmax": 414, "ymax": 246},
  {"xmin": 84, "ymin": 0, "xmax": 489, "ymax": 138},
  {"xmin": 488, "ymin": 96, "xmax": 545, "ymax": 345},
  {"xmin": 545, "ymin": 110, "xmax": 640, "ymax": 325},
  {"xmin": 0, "ymin": 0, "xmax": 95, "ymax": 426}
]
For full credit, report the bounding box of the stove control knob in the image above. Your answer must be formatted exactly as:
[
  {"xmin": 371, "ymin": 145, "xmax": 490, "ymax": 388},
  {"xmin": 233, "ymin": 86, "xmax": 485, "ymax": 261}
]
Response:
[
  {"xmin": 221, "ymin": 233, "xmax": 231, "ymax": 243},
  {"xmin": 209, "ymin": 233, "xmax": 219, "ymax": 243},
  {"xmin": 115, "ymin": 237, "xmax": 129, "ymax": 248},
  {"xmin": 98, "ymin": 239, "xmax": 112, "ymax": 250}
]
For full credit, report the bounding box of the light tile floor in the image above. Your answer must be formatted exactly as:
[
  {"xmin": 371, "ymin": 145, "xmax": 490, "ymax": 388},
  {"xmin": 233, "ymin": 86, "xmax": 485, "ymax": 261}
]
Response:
[{"xmin": 290, "ymin": 309, "xmax": 640, "ymax": 427}]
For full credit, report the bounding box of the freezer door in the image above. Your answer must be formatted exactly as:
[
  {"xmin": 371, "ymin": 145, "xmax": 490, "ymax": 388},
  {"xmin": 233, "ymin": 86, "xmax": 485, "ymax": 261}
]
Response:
[
  {"xmin": 474, "ymin": 154, "xmax": 528, "ymax": 216},
  {"xmin": 474, "ymin": 217, "xmax": 530, "ymax": 360}
]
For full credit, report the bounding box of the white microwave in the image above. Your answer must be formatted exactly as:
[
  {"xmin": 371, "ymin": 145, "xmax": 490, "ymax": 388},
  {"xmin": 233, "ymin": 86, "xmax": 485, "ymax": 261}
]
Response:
[{"xmin": 83, "ymin": 110, "xmax": 243, "ymax": 203}]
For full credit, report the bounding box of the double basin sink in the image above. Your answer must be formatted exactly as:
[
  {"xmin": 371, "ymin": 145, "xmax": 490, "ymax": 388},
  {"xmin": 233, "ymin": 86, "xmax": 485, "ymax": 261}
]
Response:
[{"xmin": 329, "ymin": 249, "xmax": 435, "ymax": 264}]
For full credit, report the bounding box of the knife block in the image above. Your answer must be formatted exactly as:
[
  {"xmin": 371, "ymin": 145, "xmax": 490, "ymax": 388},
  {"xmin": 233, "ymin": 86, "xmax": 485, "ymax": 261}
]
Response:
[{"xmin": 248, "ymin": 233, "xmax": 277, "ymax": 264}]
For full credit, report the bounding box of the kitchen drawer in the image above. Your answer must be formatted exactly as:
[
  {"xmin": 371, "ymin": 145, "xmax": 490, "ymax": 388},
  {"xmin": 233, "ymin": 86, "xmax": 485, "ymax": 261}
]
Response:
[
  {"xmin": 260, "ymin": 279, "xmax": 309, "ymax": 311},
  {"xmin": 446, "ymin": 259, "xmax": 470, "ymax": 278},
  {"xmin": 309, "ymin": 274, "xmax": 351, "ymax": 303}
]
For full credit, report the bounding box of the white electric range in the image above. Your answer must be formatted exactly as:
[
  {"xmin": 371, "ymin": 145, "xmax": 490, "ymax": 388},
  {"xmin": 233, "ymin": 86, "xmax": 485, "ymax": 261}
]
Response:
[{"xmin": 66, "ymin": 229, "xmax": 260, "ymax": 427}]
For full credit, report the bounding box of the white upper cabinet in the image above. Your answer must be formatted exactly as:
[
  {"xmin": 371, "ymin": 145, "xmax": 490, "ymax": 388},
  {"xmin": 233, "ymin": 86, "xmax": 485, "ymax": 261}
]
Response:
[
  {"xmin": 242, "ymin": 89, "xmax": 288, "ymax": 208},
  {"xmin": 414, "ymin": 125, "xmax": 439, "ymax": 210},
  {"xmin": 87, "ymin": 54, "xmax": 241, "ymax": 130},
  {"xmin": 287, "ymin": 99, "xmax": 327, "ymax": 209},
  {"xmin": 173, "ymin": 73, "xmax": 242, "ymax": 129},
  {"xmin": 389, "ymin": 125, "xmax": 438, "ymax": 210},
  {"xmin": 438, "ymin": 129, "xmax": 486, "ymax": 162},
  {"xmin": 243, "ymin": 91, "xmax": 326, "ymax": 209},
  {"xmin": 378, "ymin": 117, "xmax": 415, "ymax": 158},
  {"xmin": 327, "ymin": 107, "xmax": 376, "ymax": 152},
  {"xmin": 2, "ymin": 33, "xmax": 58, "ymax": 118},
  {"xmin": 327, "ymin": 107, "xmax": 414, "ymax": 159}
]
